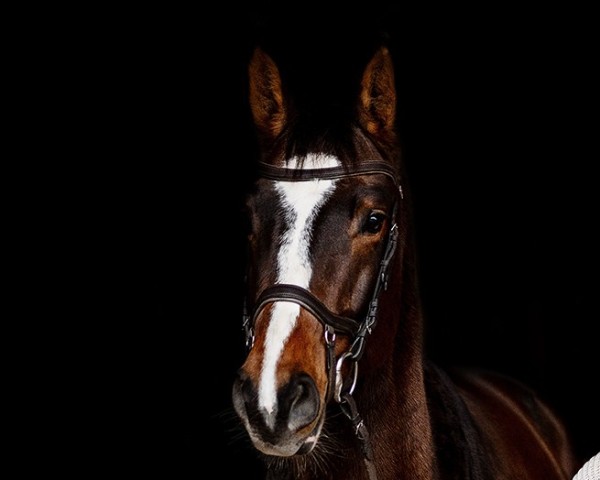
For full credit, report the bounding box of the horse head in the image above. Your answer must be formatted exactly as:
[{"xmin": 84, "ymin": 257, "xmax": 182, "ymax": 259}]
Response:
[{"xmin": 232, "ymin": 45, "xmax": 407, "ymax": 459}]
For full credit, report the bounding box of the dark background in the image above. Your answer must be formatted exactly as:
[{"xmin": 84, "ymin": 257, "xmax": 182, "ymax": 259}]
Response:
[{"xmin": 85, "ymin": 3, "xmax": 597, "ymax": 478}]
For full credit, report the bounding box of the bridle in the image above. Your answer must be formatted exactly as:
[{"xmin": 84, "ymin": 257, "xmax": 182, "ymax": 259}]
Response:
[{"xmin": 241, "ymin": 160, "xmax": 403, "ymax": 480}]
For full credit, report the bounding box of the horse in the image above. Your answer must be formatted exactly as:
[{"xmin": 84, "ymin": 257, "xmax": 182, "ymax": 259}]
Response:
[{"xmin": 231, "ymin": 43, "xmax": 577, "ymax": 480}]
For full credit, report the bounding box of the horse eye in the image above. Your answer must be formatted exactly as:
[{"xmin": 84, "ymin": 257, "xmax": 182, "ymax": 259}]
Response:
[{"xmin": 363, "ymin": 212, "xmax": 386, "ymax": 234}]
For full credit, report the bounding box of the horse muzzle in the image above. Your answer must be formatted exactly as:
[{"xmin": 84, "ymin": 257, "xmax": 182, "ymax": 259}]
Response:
[{"xmin": 232, "ymin": 370, "xmax": 324, "ymax": 456}]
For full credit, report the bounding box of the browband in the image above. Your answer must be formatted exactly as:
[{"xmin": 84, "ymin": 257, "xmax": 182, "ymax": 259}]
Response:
[{"xmin": 257, "ymin": 161, "xmax": 399, "ymax": 186}]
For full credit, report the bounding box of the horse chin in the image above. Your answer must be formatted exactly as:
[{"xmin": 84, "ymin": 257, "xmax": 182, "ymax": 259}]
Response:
[
  {"xmin": 250, "ymin": 413, "xmax": 325, "ymax": 458},
  {"xmin": 250, "ymin": 435, "xmax": 316, "ymax": 457},
  {"xmin": 252, "ymin": 438, "xmax": 304, "ymax": 457}
]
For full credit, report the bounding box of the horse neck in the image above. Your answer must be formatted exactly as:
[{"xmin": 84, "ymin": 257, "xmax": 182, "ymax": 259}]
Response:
[
  {"xmin": 358, "ymin": 235, "xmax": 437, "ymax": 480},
  {"xmin": 370, "ymin": 248, "xmax": 435, "ymax": 480}
]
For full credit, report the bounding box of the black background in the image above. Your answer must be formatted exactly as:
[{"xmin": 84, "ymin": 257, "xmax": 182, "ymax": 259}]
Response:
[{"xmin": 82, "ymin": 3, "xmax": 597, "ymax": 478}]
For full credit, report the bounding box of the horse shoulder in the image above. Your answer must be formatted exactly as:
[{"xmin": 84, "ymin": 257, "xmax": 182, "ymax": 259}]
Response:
[{"xmin": 448, "ymin": 367, "xmax": 576, "ymax": 479}]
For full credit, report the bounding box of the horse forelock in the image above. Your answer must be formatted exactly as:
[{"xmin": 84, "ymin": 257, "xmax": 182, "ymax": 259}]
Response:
[{"xmin": 259, "ymin": 86, "xmax": 396, "ymax": 168}]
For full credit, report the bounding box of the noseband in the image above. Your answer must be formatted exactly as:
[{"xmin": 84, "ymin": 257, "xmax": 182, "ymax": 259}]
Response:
[{"xmin": 242, "ymin": 161, "xmax": 403, "ymax": 480}]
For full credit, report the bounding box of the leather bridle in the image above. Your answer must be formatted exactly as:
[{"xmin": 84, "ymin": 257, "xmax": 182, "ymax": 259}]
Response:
[{"xmin": 241, "ymin": 161, "xmax": 403, "ymax": 480}]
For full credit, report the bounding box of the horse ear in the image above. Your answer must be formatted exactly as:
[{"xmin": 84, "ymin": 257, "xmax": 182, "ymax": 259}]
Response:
[
  {"xmin": 358, "ymin": 46, "xmax": 396, "ymax": 137},
  {"xmin": 248, "ymin": 47, "xmax": 286, "ymax": 142}
]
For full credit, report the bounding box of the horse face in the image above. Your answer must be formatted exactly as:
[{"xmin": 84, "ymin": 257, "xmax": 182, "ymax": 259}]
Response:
[{"xmin": 232, "ymin": 154, "xmax": 397, "ymax": 457}]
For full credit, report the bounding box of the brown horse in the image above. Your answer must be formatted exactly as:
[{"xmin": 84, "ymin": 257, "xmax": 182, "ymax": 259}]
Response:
[{"xmin": 232, "ymin": 43, "xmax": 577, "ymax": 480}]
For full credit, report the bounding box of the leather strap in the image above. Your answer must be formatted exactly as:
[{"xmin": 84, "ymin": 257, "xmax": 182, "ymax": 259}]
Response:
[
  {"xmin": 257, "ymin": 161, "xmax": 399, "ymax": 186},
  {"xmin": 252, "ymin": 283, "xmax": 360, "ymax": 336}
]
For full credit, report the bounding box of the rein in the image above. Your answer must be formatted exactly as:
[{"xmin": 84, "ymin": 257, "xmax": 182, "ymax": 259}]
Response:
[{"xmin": 242, "ymin": 161, "xmax": 402, "ymax": 480}]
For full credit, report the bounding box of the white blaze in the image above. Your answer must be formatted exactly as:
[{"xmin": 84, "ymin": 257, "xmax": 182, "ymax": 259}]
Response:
[{"xmin": 258, "ymin": 154, "xmax": 339, "ymax": 415}]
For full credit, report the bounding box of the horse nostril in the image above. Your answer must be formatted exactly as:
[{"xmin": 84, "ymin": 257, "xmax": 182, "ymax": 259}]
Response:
[{"xmin": 284, "ymin": 373, "xmax": 320, "ymax": 431}]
